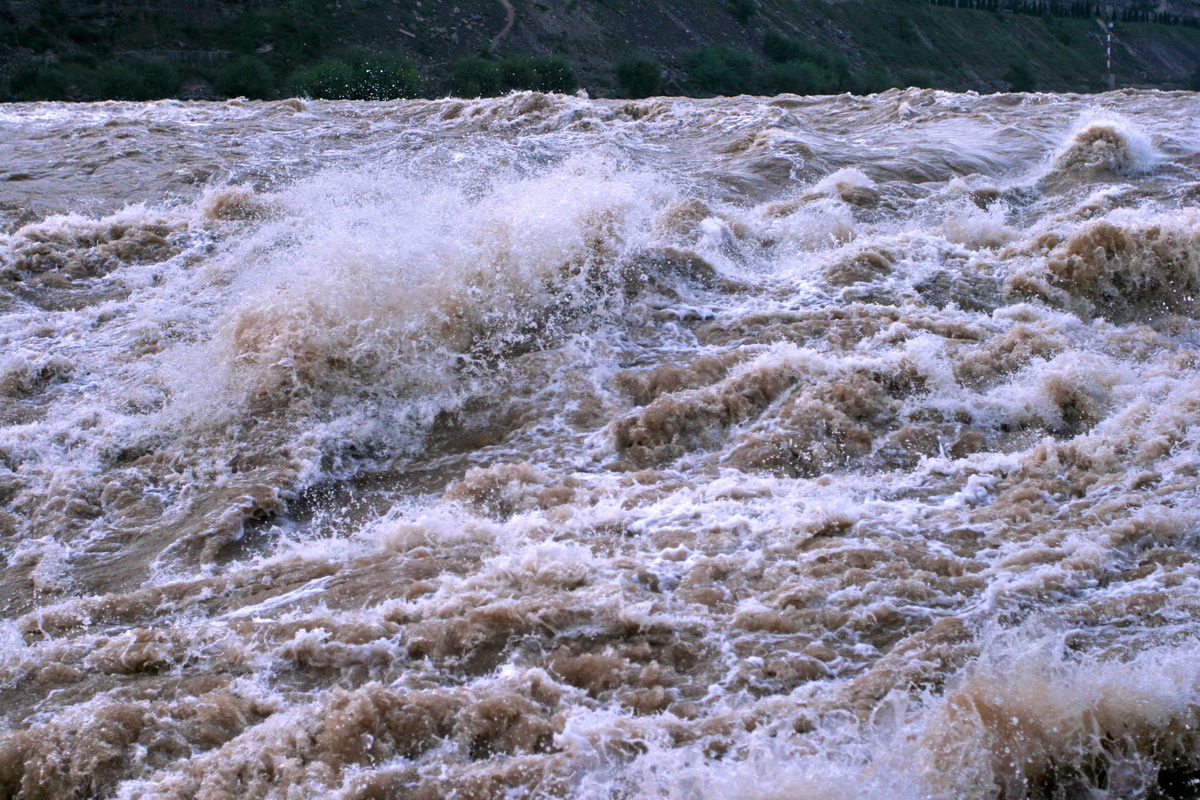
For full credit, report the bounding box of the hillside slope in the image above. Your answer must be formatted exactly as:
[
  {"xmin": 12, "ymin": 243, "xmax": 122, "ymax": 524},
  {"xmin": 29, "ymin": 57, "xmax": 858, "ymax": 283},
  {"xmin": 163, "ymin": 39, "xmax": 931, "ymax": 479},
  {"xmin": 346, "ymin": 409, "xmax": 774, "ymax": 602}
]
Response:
[{"xmin": 2, "ymin": 0, "xmax": 1200, "ymax": 98}]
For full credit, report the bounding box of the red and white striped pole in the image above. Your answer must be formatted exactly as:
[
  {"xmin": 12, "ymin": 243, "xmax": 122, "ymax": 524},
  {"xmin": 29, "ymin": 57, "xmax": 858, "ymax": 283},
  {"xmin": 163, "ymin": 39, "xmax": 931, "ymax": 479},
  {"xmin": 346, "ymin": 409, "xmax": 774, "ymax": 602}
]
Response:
[{"xmin": 1106, "ymin": 21, "xmax": 1115, "ymax": 89}]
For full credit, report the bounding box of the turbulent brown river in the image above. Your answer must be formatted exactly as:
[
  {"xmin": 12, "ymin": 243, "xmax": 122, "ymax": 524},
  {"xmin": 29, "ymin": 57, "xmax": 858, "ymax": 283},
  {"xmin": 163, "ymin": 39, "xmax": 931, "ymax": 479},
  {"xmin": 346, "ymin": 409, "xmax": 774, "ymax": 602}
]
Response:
[{"xmin": 2, "ymin": 89, "xmax": 1200, "ymax": 799}]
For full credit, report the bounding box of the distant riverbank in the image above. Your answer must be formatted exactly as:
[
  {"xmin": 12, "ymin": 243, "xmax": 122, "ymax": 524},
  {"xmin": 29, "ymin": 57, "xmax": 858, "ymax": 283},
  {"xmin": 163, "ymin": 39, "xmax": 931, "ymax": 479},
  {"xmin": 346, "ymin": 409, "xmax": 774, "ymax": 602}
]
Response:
[{"xmin": 3, "ymin": 0, "xmax": 1200, "ymax": 102}]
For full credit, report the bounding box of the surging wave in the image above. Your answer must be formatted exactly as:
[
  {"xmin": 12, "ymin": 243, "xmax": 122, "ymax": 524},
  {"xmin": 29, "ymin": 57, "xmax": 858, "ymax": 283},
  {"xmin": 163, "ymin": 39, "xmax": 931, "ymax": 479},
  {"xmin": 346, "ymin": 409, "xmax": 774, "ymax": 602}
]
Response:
[{"xmin": 208, "ymin": 159, "xmax": 670, "ymax": 409}]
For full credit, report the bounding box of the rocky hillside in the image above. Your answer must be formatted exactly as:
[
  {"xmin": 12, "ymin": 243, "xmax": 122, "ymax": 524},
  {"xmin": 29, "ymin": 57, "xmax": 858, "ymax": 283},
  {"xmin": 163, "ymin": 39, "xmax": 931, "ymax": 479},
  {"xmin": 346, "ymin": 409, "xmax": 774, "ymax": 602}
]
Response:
[{"xmin": 2, "ymin": 0, "xmax": 1200, "ymax": 99}]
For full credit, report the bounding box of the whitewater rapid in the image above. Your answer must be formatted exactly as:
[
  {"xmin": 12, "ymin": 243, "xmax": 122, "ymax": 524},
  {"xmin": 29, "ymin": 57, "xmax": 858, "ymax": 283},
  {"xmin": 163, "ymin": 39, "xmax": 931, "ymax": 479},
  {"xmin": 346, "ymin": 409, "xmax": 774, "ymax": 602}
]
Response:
[{"xmin": 1, "ymin": 89, "xmax": 1200, "ymax": 799}]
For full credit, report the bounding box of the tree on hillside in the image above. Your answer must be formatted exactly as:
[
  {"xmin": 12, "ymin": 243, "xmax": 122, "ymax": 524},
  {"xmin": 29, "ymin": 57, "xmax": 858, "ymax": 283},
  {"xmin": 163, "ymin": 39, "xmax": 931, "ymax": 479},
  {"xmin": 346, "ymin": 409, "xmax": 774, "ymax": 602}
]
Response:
[
  {"xmin": 527, "ymin": 56, "xmax": 577, "ymax": 93},
  {"xmin": 500, "ymin": 57, "xmax": 539, "ymax": 92},
  {"xmin": 287, "ymin": 61, "xmax": 355, "ymax": 98},
  {"xmin": 762, "ymin": 60, "xmax": 829, "ymax": 95},
  {"xmin": 616, "ymin": 53, "xmax": 662, "ymax": 97},
  {"xmin": 90, "ymin": 58, "xmax": 181, "ymax": 101},
  {"xmin": 215, "ymin": 55, "xmax": 275, "ymax": 99},
  {"xmin": 686, "ymin": 45, "xmax": 756, "ymax": 96},
  {"xmin": 447, "ymin": 57, "xmax": 502, "ymax": 97},
  {"xmin": 287, "ymin": 50, "xmax": 421, "ymax": 100},
  {"xmin": 2, "ymin": 58, "xmax": 70, "ymax": 101},
  {"xmin": 763, "ymin": 31, "xmax": 821, "ymax": 64},
  {"xmin": 1004, "ymin": 61, "xmax": 1037, "ymax": 91},
  {"xmin": 728, "ymin": 0, "xmax": 757, "ymax": 24}
]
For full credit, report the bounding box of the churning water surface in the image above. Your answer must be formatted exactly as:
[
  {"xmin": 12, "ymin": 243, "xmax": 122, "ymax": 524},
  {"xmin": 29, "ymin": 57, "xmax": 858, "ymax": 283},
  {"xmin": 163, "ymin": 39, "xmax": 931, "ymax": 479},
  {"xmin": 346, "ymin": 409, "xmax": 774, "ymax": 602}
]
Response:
[{"xmin": 2, "ymin": 89, "xmax": 1200, "ymax": 799}]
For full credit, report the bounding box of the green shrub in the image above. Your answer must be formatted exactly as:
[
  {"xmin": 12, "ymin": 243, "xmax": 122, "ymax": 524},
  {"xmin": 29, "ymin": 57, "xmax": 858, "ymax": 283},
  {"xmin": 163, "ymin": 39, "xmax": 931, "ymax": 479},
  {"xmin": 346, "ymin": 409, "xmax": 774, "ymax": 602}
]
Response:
[
  {"xmin": 132, "ymin": 58, "xmax": 182, "ymax": 98},
  {"xmin": 763, "ymin": 31, "xmax": 819, "ymax": 64},
  {"xmin": 527, "ymin": 55, "xmax": 577, "ymax": 93},
  {"xmin": 727, "ymin": 0, "xmax": 756, "ymax": 24},
  {"xmin": 15, "ymin": 29, "xmax": 55, "ymax": 53},
  {"xmin": 446, "ymin": 57, "xmax": 502, "ymax": 97},
  {"xmin": 761, "ymin": 61, "xmax": 829, "ymax": 95},
  {"xmin": 761, "ymin": 32, "xmax": 851, "ymax": 85},
  {"xmin": 63, "ymin": 52, "xmax": 97, "ymax": 69},
  {"xmin": 499, "ymin": 56, "xmax": 540, "ymax": 91},
  {"xmin": 848, "ymin": 68, "xmax": 890, "ymax": 95},
  {"xmin": 287, "ymin": 60, "xmax": 354, "ymax": 98},
  {"xmin": 215, "ymin": 55, "xmax": 275, "ymax": 99},
  {"xmin": 342, "ymin": 48, "xmax": 422, "ymax": 99},
  {"xmin": 90, "ymin": 62, "xmax": 142, "ymax": 100},
  {"xmin": 686, "ymin": 44, "xmax": 756, "ymax": 96},
  {"xmin": 66, "ymin": 23, "xmax": 103, "ymax": 46},
  {"xmin": 89, "ymin": 58, "xmax": 182, "ymax": 100},
  {"xmin": 895, "ymin": 68, "xmax": 935, "ymax": 88},
  {"xmin": 3, "ymin": 57, "xmax": 71, "ymax": 101},
  {"xmin": 826, "ymin": 54, "xmax": 852, "ymax": 86},
  {"xmin": 897, "ymin": 18, "xmax": 921, "ymax": 44},
  {"xmin": 446, "ymin": 55, "xmax": 574, "ymax": 96},
  {"xmin": 36, "ymin": 0, "xmax": 67, "ymax": 26},
  {"xmin": 616, "ymin": 53, "xmax": 662, "ymax": 97},
  {"xmin": 1004, "ymin": 62, "xmax": 1037, "ymax": 92},
  {"xmin": 286, "ymin": 53, "xmax": 419, "ymax": 100}
]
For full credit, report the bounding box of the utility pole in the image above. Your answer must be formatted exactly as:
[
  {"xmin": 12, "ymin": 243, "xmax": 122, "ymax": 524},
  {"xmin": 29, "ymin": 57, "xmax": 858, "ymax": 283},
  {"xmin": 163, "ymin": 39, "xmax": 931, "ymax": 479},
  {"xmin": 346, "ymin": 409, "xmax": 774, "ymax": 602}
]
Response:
[{"xmin": 1096, "ymin": 17, "xmax": 1116, "ymax": 89}]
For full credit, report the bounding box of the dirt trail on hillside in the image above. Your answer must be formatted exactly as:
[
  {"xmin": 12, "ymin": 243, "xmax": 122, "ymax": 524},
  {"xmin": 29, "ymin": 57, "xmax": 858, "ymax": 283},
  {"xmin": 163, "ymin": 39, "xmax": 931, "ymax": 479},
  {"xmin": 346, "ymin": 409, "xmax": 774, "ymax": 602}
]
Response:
[{"xmin": 491, "ymin": 0, "xmax": 516, "ymax": 49}]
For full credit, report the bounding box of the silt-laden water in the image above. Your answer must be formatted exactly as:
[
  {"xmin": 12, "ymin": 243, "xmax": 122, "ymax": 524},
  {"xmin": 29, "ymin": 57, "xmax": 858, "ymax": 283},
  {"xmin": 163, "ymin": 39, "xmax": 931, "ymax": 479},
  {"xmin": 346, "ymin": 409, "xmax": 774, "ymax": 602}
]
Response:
[{"xmin": 1, "ymin": 89, "xmax": 1200, "ymax": 799}]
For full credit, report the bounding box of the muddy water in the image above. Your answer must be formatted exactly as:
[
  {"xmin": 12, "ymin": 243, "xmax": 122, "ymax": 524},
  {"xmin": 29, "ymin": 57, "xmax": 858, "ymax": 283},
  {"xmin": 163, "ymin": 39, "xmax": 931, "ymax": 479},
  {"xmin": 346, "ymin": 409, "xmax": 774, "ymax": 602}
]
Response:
[{"xmin": 1, "ymin": 89, "xmax": 1200, "ymax": 799}]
